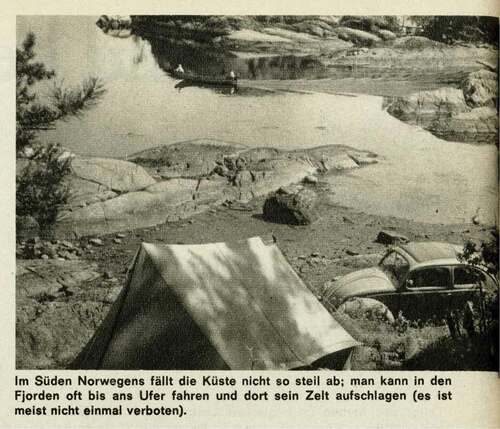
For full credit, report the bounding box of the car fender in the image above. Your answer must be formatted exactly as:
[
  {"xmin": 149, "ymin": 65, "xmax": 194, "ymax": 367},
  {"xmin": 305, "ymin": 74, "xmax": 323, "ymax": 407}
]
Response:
[
  {"xmin": 337, "ymin": 297, "xmax": 395, "ymax": 324},
  {"xmin": 323, "ymin": 267, "xmax": 397, "ymax": 304}
]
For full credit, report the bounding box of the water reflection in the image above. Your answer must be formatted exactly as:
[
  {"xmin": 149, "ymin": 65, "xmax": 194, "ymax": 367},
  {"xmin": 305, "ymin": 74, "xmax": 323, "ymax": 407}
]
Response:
[
  {"xmin": 174, "ymin": 79, "xmax": 275, "ymax": 96},
  {"xmin": 120, "ymin": 28, "xmax": 330, "ymax": 94},
  {"xmin": 174, "ymin": 79, "xmax": 237, "ymax": 95},
  {"xmin": 127, "ymin": 29, "xmax": 330, "ymax": 82},
  {"xmin": 95, "ymin": 22, "xmax": 472, "ymax": 93}
]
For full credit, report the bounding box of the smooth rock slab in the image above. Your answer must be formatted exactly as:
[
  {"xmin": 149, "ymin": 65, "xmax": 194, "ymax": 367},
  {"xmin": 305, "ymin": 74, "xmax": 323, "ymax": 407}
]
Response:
[
  {"xmin": 321, "ymin": 153, "xmax": 359, "ymax": 171},
  {"xmin": 335, "ymin": 26, "xmax": 381, "ymax": 46},
  {"xmin": 71, "ymin": 157, "xmax": 156, "ymax": 193}
]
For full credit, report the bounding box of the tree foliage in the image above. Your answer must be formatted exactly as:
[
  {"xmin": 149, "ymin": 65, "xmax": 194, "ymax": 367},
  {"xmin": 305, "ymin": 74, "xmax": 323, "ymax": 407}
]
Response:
[
  {"xmin": 458, "ymin": 228, "xmax": 498, "ymax": 368},
  {"xmin": 16, "ymin": 32, "xmax": 106, "ymax": 153},
  {"xmin": 460, "ymin": 228, "xmax": 499, "ymax": 276},
  {"xmin": 339, "ymin": 16, "xmax": 399, "ymax": 33},
  {"xmin": 411, "ymin": 16, "xmax": 499, "ymax": 45},
  {"xmin": 16, "ymin": 33, "xmax": 56, "ymax": 152},
  {"xmin": 16, "ymin": 32, "xmax": 105, "ymax": 233},
  {"xmin": 16, "ymin": 144, "xmax": 72, "ymax": 230}
]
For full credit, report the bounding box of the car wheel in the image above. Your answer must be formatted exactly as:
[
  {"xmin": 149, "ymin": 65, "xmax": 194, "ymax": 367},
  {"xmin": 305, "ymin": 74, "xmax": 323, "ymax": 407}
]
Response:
[{"xmin": 338, "ymin": 297, "xmax": 395, "ymax": 324}]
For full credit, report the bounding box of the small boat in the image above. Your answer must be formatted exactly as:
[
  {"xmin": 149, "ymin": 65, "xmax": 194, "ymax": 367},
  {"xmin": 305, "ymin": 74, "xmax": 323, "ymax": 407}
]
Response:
[
  {"xmin": 175, "ymin": 79, "xmax": 238, "ymax": 95},
  {"xmin": 170, "ymin": 70, "xmax": 237, "ymax": 87}
]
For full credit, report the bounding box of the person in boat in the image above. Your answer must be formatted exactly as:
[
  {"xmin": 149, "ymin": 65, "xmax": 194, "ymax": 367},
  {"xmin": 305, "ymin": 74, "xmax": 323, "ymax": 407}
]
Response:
[{"xmin": 175, "ymin": 64, "xmax": 185, "ymax": 74}]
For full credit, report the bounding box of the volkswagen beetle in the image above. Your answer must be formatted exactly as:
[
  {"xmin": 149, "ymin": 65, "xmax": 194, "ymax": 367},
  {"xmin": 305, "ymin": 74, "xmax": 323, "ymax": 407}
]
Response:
[{"xmin": 323, "ymin": 241, "xmax": 498, "ymax": 320}]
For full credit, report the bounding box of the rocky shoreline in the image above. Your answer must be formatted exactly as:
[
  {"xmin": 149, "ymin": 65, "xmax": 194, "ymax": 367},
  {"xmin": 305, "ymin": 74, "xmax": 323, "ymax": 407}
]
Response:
[
  {"xmin": 384, "ymin": 66, "xmax": 498, "ymax": 144},
  {"xmin": 128, "ymin": 15, "xmax": 498, "ymax": 145},
  {"xmin": 18, "ymin": 141, "xmax": 379, "ymax": 239}
]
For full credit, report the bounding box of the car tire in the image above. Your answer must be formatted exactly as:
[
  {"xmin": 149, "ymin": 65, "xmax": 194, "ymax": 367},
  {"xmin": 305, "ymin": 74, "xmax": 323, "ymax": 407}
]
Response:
[{"xmin": 338, "ymin": 297, "xmax": 395, "ymax": 324}]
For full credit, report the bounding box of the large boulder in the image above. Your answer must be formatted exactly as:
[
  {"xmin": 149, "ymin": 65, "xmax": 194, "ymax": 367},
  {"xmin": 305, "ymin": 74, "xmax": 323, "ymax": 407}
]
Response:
[
  {"xmin": 71, "ymin": 157, "xmax": 156, "ymax": 193},
  {"xmin": 337, "ymin": 297, "xmax": 395, "ymax": 324},
  {"xmin": 462, "ymin": 69, "xmax": 498, "ymax": 108},
  {"xmin": 386, "ymin": 77, "xmax": 498, "ymax": 144},
  {"xmin": 386, "ymin": 87, "xmax": 469, "ymax": 122},
  {"xmin": 431, "ymin": 106, "xmax": 499, "ymax": 144},
  {"xmin": 375, "ymin": 230, "xmax": 409, "ymax": 245},
  {"xmin": 263, "ymin": 185, "xmax": 318, "ymax": 225}
]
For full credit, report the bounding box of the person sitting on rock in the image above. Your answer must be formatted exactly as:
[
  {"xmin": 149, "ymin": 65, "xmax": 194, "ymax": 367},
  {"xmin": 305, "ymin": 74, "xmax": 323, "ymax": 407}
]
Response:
[{"xmin": 175, "ymin": 64, "xmax": 185, "ymax": 74}]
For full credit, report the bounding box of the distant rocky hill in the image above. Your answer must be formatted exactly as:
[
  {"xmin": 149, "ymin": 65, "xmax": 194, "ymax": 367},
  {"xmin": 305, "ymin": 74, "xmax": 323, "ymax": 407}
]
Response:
[{"xmin": 129, "ymin": 15, "xmax": 401, "ymax": 55}]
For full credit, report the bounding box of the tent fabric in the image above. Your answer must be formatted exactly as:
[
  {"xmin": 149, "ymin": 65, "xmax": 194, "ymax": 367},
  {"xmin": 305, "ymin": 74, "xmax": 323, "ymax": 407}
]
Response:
[{"xmin": 72, "ymin": 237, "xmax": 358, "ymax": 370}]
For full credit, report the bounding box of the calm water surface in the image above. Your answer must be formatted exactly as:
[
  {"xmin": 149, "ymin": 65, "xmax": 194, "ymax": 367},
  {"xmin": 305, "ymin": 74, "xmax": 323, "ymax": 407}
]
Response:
[{"xmin": 17, "ymin": 16, "xmax": 498, "ymax": 225}]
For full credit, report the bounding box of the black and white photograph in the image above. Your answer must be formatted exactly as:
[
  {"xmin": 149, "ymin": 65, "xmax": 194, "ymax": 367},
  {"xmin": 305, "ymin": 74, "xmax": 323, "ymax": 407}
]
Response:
[{"xmin": 15, "ymin": 15, "xmax": 499, "ymax": 371}]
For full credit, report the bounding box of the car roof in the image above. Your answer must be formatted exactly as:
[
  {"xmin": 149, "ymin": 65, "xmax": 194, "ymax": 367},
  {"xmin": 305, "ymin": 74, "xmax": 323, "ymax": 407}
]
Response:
[
  {"xmin": 411, "ymin": 259, "xmax": 465, "ymax": 270},
  {"xmin": 396, "ymin": 241, "xmax": 463, "ymax": 264}
]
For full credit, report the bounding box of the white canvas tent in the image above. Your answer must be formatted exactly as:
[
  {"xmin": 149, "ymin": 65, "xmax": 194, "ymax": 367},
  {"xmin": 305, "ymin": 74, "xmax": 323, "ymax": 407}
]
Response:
[{"xmin": 72, "ymin": 237, "xmax": 358, "ymax": 370}]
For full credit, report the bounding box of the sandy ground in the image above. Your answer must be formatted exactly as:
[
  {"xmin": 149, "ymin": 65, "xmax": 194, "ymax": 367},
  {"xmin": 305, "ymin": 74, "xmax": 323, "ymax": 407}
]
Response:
[{"xmin": 83, "ymin": 182, "xmax": 491, "ymax": 297}]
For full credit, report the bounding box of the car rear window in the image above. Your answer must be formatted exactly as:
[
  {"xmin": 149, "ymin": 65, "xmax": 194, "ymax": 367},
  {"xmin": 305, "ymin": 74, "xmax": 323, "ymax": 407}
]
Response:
[{"xmin": 454, "ymin": 266, "xmax": 484, "ymax": 288}]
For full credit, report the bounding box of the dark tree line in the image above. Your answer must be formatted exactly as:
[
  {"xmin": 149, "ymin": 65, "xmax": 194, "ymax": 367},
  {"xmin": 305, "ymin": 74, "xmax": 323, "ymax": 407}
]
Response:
[{"xmin": 412, "ymin": 16, "xmax": 499, "ymax": 45}]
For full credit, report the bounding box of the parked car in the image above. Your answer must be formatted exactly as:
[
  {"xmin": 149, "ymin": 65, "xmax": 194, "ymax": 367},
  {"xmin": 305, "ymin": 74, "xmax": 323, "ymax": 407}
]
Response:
[{"xmin": 323, "ymin": 241, "xmax": 498, "ymax": 321}]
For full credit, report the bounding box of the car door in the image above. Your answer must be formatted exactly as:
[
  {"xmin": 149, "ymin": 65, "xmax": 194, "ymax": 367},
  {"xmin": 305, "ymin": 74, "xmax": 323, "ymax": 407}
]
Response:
[
  {"xmin": 374, "ymin": 251, "xmax": 410, "ymax": 315},
  {"xmin": 398, "ymin": 266, "xmax": 452, "ymax": 320}
]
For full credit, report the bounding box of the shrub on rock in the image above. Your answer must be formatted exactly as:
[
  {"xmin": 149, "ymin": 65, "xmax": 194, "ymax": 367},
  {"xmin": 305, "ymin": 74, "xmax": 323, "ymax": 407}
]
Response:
[
  {"xmin": 16, "ymin": 215, "xmax": 40, "ymax": 239},
  {"xmin": 16, "ymin": 144, "xmax": 72, "ymax": 235},
  {"xmin": 339, "ymin": 16, "xmax": 399, "ymax": 33},
  {"xmin": 392, "ymin": 36, "xmax": 445, "ymax": 50}
]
